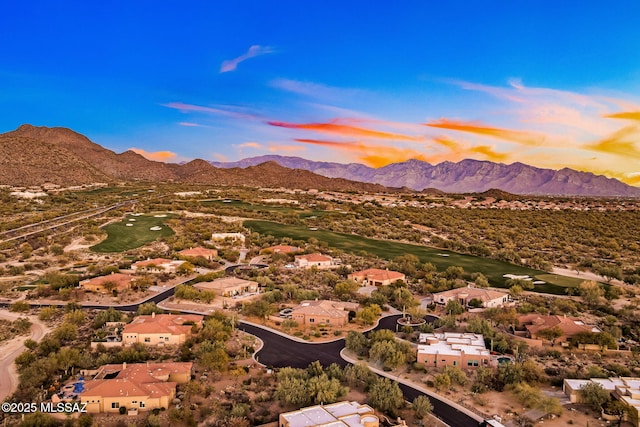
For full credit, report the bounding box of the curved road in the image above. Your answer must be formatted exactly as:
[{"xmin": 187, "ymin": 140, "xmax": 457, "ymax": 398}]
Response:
[{"xmin": 238, "ymin": 315, "xmax": 481, "ymax": 427}]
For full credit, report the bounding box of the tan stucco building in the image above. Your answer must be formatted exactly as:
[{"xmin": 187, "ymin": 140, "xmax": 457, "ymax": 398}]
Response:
[
  {"xmin": 294, "ymin": 253, "xmax": 333, "ymax": 268},
  {"xmin": 348, "ymin": 268, "xmax": 405, "ymax": 286},
  {"xmin": 80, "ymin": 273, "xmax": 134, "ymax": 293},
  {"xmin": 122, "ymin": 313, "xmax": 203, "ymax": 346},
  {"xmin": 279, "ymin": 401, "xmax": 386, "ymax": 427},
  {"xmin": 80, "ymin": 362, "xmax": 192, "ymax": 414},
  {"xmin": 193, "ymin": 277, "xmax": 259, "ymax": 297},
  {"xmin": 291, "ymin": 300, "xmax": 358, "ymax": 326},
  {"xmin": 434, "ymin": 285, "xmax": 510, "ymax": 308},
  {"xmin": 417, "ymin": 332, "xmax": 490, "ymax": 368}
]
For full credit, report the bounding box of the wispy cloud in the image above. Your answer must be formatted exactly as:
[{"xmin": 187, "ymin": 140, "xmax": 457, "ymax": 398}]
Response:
[
  {"xmin": 426, "ymin": 119, "xmax": 546, "ymax": 146},
  {"xmin": 267, "ymin": 144, "xmax": 305, "ymax": 153},
  {"xmin": 268, "ymin": 119, "xmax": 424, "ymax": 141},
  {"xmin": 468, "ymin": 145, "xmax": 509, "ymax": 162},
  {"xmin": 605, "ymin": 111, "xmax": 640, "ymax": 121},
  {"xmin": 220, "ymin": 45, "xmax": 274, "ymax": 73},
  {"xmin": 130, "ymin": 148, "xmax": 178, "ymax": 162},
  {"xmin": 163, "ymin": 102, "xmax": 259, "ymax": 120},
  {"xmin": 179, "ymin": 121, "xmax": 209, "ymax": 127},
  {"xmin": 270, "ymin": 78, "xmax": 366, "ymax": 101},
  {"xmin": 233, "ymin": 142, "xmax": 262, "ymax": 149},
  {"xmin": 584, "ymin": 125, "xmax": 640, "ymax": 160}
]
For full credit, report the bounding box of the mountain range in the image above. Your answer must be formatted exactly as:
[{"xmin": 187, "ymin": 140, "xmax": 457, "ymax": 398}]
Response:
[
  {"xmin": 0, "ymin": 125, "xmax": 386, "ymax": 192},
  {"xmin": 2, "ymin": 125, "xmax": 638, "ymax": 197},
  {"xmin": 211, "ymin": 155, "xmax": 640, "ymax": 197}
]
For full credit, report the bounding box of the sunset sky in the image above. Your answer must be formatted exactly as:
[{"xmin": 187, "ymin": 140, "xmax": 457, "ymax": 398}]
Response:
[{"xmin": 2, "ymin": 1, "xmax": 640, "ymax": 184}]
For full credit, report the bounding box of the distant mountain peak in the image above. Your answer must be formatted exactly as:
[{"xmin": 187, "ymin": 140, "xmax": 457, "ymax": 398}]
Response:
[{"xmin": 210, "ymin": 154, "xmax": 640, "ymax": 197}]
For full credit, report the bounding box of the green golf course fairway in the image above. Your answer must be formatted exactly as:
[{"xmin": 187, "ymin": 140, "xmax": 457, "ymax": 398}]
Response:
[
  {"xmin": 91, "ymin": 214, "xmax": 175, "ymax": 253},
  {"xmin": 245, "ymin": 219, "xmax": 583, "ymax": 295}
]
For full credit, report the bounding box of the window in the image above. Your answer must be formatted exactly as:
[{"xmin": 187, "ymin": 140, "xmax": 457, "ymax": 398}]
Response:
[
  {"xmin": 467, "ymin": 361, "xmax": 473, "ymax": 367},
  {"xmin": 144, "ymin": 337, "xmax": 150, "ymax": 343},
  {"xmin": 309, "ymin": 318, "xmax": 315, "ymax": 323},
  {"xmin": 112, "ymin": 402, "xmax": 119, "ymax": 409},
  {"xmin": 165, "ymin": 337, "xmax": 169, "ymax": 341},
  {"xmin": 139, "ymin": 402, "xmax": 145, "ymax": 408},
  {"xmin": 132, "ymin": 401, "xmax": 137, "ymax": 404},
  {"xmin": 453, "ymin": 361, "xmax": 457, "ymax": 366}
]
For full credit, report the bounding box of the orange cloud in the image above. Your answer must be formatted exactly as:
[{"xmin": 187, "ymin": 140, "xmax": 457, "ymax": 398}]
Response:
[
  {"xmin": 468, "ymin": 145, "xmax": 509, "ymax": 162},
  {"xmin": 267, "ymin": 144, "xmax": 305, "ymax": 153},
  {"xmin": 426, "ymin": 119, "xmax": 545, "ymax": 146},
  {"xmin": 269, "ymin": 120, "xmax": 423, "ymax": 141},
  {"xmin": 130, "ymin": 148, "xmax": 177, "ymax": 162},
  {"xmin": 233, "ymin": 142, "xmax": 262, "ymax": 149},
  {"xmin": 605, "ymin": 111, "xmax": 640, "ymax": 121},
  {"xmin": 584, "ymin": 125, "xmax": 640, "ymax": 160},
  {"xmin": 294, "ymin": 138, "xmax": 431, "ymax": 167},
  {"xmin": 432, "ymin": 136, "xmax": 461, "ymax": 150}
]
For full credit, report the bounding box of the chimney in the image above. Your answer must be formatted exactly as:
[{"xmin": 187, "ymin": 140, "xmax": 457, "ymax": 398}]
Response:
[
  {"xmin": 152, "ymin": 312, "xmax": 156, "ymax": 318},
  {"xmin": 122, "ymin": 362, "xmax": 127, "ymax": 370}
]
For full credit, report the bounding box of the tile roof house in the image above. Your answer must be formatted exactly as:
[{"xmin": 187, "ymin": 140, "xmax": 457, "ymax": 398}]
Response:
[
  {"xmin": 291, "ymin": 300, "xmax": 358, "ymax": 326},
  {"xmin": 294, "ymin": 253, "xmax": 333, "ymax": 268},
  {"xmin": 433, "ymin": 285, "xmax": 510, "ymax": 308},
  {"xmin": 80, "ymin": 362, "xmax": 192, "ymax": 413},
  {"xmin": 80, "ymin": 273, "xmax": 134, "ymax": 293},
  {"xmin": 264, "ymin": 244, "xmax": 301, "ymax": 254},
  {"xmin": 131, "ymin": 258, "xmax": 184, "ymax": 273},
  {"xmin": 122, "ymin": 313, "xmax": 203, "ymax": 346},
  {"xmin": 193, "ymin": 277, "xmax": 259, "ymax": 297},
  {"xmin": 178, "ymin": 247, "xmax": 218, "ymax": 260},
  {"xmin": 348, "ymin": 268, "xmax": 406, "ymax": 286},
  {"xmin": 279, "ymin": 401, "xmax": 394, "ymax": 427},
  {"xmin": 518, "ymin": 314, "xmax": 602, "ymax": 343},
  {"xmin": 417, "ymin": 332, "xmax": 490, "ymax": 368}
]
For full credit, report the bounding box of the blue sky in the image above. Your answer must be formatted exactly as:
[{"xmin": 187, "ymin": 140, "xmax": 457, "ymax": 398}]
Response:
[{"xmin": 2, "ymin": 1, "xmax": 640, "ymax": 183}]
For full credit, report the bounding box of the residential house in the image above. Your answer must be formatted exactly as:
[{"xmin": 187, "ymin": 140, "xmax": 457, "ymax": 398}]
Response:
[
  {"xmin": 80, "ymin": 273, "xmax": 134, "ymax": 293},
  {"xmin": 417, "ymin": 332, "xmax": 490, "ymax": 368},
  {"xmin": 80, "ymin": 362, "xmax": 192, "ymax": 414},
  {"xmin": 294, "ymin": 253, "xmax": 333, "ymax": 268},
  {"xmin": 193, "ymin": 277, "xmax": 259, "ymax": 297},
  {"xmin": 131, "ymin": 258, "xmax": 183, "ymax": 273},
  {"xmin": 264, "ymin": 244, "xmax": 300, "ymax": 254},
  {"xmin": 178, "ymin": 247, "xmax": 218, "ymax": 260},
  {"xmin": 280, "ymin": 401, "xmax": 393, "ymax": 427},
  {"xmin": 433, "ymin": 285, "xmax": 510, "ymax": 308},
  {"xmin": 122, "ymin": 313, "xmax": 203, "ymax": 346},
  {"xmin": 564, "ymin": 377, "xmax": 640, "ymax": 426},
  {"xmin": 348, "ymin": 268, "xmax": 405, "ymax": 286},
  {"xmin": 518, "ymin": 314, "xmax": 601, "ymax": 344},
  {"xmin": 291, "ymin": 300, "xmax": 359, "ymax": 326}
]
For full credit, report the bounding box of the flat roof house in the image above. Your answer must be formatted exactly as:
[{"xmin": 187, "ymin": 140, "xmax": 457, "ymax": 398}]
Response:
[
  {"xmin": 264, "ymin": 244, "xmax": 301, "ymax": 254},
  {"xmin": 348, "ymin": 268, "xmax": 405, "ymax": 286},
  {"xmin": 80, "ymin": 362, "xmax": 192, "ymax": 414},
  {"xmin": 294, "ymin": 253, "xmax": 333, "ymax": 269},
  {"xmin": 122, "ymin": 313, "xmax": 203, "ymax": 346},
  {"xmin": 279, "ymin": 400, "xmax": 397, "ymax": 427},
  {"xmin": 564, "ymin": 377, "xmax": 640, "ymax": 426},
  {"xmin": 417, "ymin": 332, "xmax": 490, "ymax": 368},
  {"xmin": 80, "ymin": 273, "xmax": 134, "ymax": 293},
  {"xmin": 193, "ymin": 277, "xmax": 259, "ymax": 297}
]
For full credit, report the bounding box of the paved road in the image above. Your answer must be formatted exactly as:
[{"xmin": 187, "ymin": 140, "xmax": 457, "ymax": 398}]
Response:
[{"xmin": 238, "ymin": 315, "xmax": 480, "ymax": 427}]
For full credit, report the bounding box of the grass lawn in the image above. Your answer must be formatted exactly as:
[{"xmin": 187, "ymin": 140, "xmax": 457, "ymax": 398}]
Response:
[
  {"xmin": 245, "ymin": 220, "xmax": 583, "ymax": 294},
  {"xmin": 91, "ymin": 213, "xmax": 175, "ymax": 253}
]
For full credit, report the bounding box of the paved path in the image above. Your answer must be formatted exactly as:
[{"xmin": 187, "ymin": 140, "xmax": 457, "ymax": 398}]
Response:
[{"xmin": 0, "ymin": 311, "xmax": 50, "ymax": 401}]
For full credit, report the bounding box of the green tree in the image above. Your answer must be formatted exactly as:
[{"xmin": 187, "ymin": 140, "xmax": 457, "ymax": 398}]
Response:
[
  {"xmin": 356, "ymin": 304, "xmax": 381, "ymax": 325},
  {"xmin": 578, "ymin": 280, "xmax": 604, "ymax": 307},
  {"xmin": 580, "ymin": 382, "xmax": 611, "ymax": 411},
  {"xmin": 274, "ymin": 376, "xmax": 310, "ymax": 406},
  {"xmin": 412, "ymin": 395, "xmax": 433, "ymax": 419},
  {"xmin": 136, "ymin": 302, "xmax": 163, "ymax": 316},
  {"xmin": 536, "ymin": 326, "xmax": 563, "ymax": 345},
  {"xmin": 369, "ymin": 378, "xmax": 404, "ymax": 415},
  {"xmin": 335, "ymin": 280, "xmax": 359, "ymax": 300},
  {"xmin": 345, "ymin": 331, "xmax": 368, "ymax": 356},
  {"xmin": 445, "ymin": 299, "xmax": 464, "ymax": 315},
  {"xmin": 433, "ymin": 373, "xmax": 452, "ymax": 391}
]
